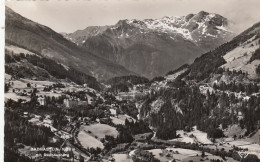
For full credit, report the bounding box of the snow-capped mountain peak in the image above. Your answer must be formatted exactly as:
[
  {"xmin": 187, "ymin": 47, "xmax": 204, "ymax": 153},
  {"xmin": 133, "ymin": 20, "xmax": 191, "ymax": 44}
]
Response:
[
  {"xmin": 63, "ymin": 11, "xmax": 233, "ymax": 47},
  {"xmin": 108, "ymin": 11, "xmax": 233, "ymax": 42}
]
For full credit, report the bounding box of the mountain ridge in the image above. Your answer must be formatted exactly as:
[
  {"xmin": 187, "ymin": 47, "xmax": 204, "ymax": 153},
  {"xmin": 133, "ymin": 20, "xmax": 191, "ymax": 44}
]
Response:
[
  {"xmin": 5, "ymin": 7, "xmax": 135, "ymax": 81},
  {"xmin": 63, "ymin": 11, "xmax": 235, "ymax": 79}
]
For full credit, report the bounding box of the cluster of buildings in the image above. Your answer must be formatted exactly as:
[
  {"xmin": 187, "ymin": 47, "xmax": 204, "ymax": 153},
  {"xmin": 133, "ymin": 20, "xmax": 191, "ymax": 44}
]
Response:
[
  {"xmin": 36, "ymin": 95, "xmax": 88, "ymax": 108},
  {"xmin": 115, "ymin": 85, "xmax": 157, "ymax": 101},
  {"xmin": 63, "ymin": 97, "xmax": 88, "ymax": 108}
]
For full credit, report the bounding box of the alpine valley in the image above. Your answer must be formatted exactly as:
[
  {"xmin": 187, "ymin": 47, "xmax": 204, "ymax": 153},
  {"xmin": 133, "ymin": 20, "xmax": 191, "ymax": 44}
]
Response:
[{"xmin": 4, "ymin": 6, "xmax": 260, "ymax": 162}]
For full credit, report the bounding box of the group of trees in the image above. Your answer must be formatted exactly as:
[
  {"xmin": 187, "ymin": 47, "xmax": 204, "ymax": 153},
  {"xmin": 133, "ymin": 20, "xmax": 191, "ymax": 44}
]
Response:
[
  {"xmin": 167, "ymin": 78, "xmax": 186, "ymax": 88},
  {"xmin": 103, "ymin": 92, "xmax": 116, "ymax": 104},
  {"xmin": 207, "ymin": 127, "xmax": 224, "ymax": 139},
  {"xmin": 240, "ymin": 95, "xmax": 260, "ymax": 135},
  {"xmin": 256, "ymin": 64, "xmax": 260, "ymax": 75},
  {"xmin": 166, "ymin": 64, "xmax": 189, "ymax": 76},
  {"xmin": 110, "ymin": 83, "xmax": 130, "ymax": 93},
  {"xmin": 5, "ymin": 109, "xmax": 55, "ymax": 148},
  {"xmin": 132, "ymin": 149, "xmax": 160, "ymax": 162},
  {"xmin": 141, "ymin": 86, "xmax": 208, "ymax": 138},
  {"xmin": 5, "ymin": 83, "xmax": 10, "ymax": 93},
  {"xmin": 116, "ymin": 119, "xmax": 151, "ymax": 143},
  {"xmin": 213, "ymin": 81, "xmax": 259, "ymax": 95},
  {"xmin": 44, "ymin": 83, "xmax": 65, "ymax": 92},
  {"xmin": 103, "ymin": 119, "xmax": 152, "ymax": 150},
  {"xmin": 120, "ymin": 102, "xmax": 139, "ymax": 119},
  {"xmin": 150, "ymin": 76, "xmax": 165, "ymax": 83},
  {"xmin": 107, "ymin": 75, "xmax": 149, "ymax": 86},
  {"xmin": 156, "ymin": 125, "xmax": 177, "ymax": 140},
  {"xmin": 214, "ymin": 67, "xmax": 248, "ymax": 76},
  {"xmin": 107, "ymin": 75, "xmax": 150, "ymax": 93},
  {"xmin": 140, "ymin": 79, "xmax": 260, "ymax": 141},
  {"xmin": 4, "ymin": 147, "xmax": 35, "ymax": 162},
  {"xmin": 65, "ymin": 91, "xmax": 88, "ymax": 101},
  {"xmin": 249, "ymin": 46, "xmax": 260, "ymax": 62},
  {"xmin": 52, "ymin": 113, "xmax": 69, "ymax": 130}
]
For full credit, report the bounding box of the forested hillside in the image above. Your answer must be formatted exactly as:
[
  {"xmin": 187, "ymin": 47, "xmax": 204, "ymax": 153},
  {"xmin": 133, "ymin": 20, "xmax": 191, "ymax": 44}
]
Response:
[{"xmin": 5, "ymin": 50, "xmax": 101, "ymax": 90}]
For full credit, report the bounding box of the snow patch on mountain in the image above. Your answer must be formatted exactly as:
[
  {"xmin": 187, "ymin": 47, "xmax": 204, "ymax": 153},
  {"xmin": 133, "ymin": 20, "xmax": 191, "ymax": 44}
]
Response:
[
  {"xmin": 130, "ymin": 16, "xmax": 194, "ymax": 40},
  {"xmin": 216, "ymin": 25, "xmax": 231, "ymax": 32}
]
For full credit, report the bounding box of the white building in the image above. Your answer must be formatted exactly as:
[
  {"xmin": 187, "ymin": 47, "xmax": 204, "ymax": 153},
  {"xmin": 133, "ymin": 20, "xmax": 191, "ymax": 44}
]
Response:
[{"xmin": 37, "ymin": 96, "xmax": 45, "ymax": 106}]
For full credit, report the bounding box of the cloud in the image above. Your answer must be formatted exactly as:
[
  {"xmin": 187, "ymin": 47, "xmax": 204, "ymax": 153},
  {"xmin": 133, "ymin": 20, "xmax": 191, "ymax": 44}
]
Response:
[{"xmin": 6, "ymin": 0, "xmax": 260, "ymax": 33}]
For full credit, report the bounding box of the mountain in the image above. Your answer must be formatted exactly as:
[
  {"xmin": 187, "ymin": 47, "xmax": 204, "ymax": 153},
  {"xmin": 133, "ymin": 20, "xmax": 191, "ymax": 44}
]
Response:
[
  {"xmin": 5, "ymin": 7, "xmax": 135, "ymax": 81},
  {"xmin": 60, "ymin": 26, "xmax": 110, "ymax": 46},
  {"xmin": 63, "ymin": 11, "xmax": 235, "ymax": 79},
  {"xmin": 138, "ymin": 21, "xmax": 260, "ymax": 145},
  {"xmin": 163, "ymin": 21, "xmax": 260, "ymax": 83},
  {"xmin": 161, "ymin": 21, "xmax": 260, "ymax": 85},
  {"xmin": 187, "ymin": 21, "xmax": 260, "ymax": 81}
]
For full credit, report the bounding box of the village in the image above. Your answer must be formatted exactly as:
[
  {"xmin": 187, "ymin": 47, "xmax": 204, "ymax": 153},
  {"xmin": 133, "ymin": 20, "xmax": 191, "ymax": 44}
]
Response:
[
  {"xmin": 4, "ymin": 72, "xmax": 260, "ymax": 162},
  {"xmin": 4, "ymin": 73, "xmax": 148, "ymax": 161}
]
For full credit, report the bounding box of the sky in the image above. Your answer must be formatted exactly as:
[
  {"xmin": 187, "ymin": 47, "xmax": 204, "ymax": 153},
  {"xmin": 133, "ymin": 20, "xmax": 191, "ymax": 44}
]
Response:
[{"xmin": 5, "ymin": 0, "xmax": 260, "ymax": 33}]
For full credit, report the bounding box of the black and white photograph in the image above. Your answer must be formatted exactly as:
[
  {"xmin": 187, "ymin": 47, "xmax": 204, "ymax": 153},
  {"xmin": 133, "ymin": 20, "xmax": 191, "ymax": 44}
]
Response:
[{"xmin": 3, "ymin": 0, "xmax": 260, "ymax": 161}]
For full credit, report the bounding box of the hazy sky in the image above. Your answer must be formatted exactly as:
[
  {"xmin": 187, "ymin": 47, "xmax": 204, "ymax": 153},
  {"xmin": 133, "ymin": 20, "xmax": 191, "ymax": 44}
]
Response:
[{"xmin": 6, "ymin": 0, "xmax": 260, "ymax": 33}]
